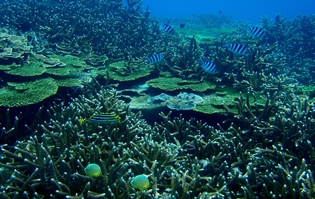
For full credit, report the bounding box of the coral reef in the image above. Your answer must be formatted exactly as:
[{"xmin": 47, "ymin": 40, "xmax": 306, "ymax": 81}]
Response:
[
  {"xmin": 146, "ymin": 77, "xmax": 216, "ymax": 92},
  {"xmin": 103, "ymin": 60, "xmax": 154, "ymax": 81},
  {"xmin": 0, "ymin": 31, "xmax": 32, "ymax": 64},
  {"xmin": 147, "ymin": 92, "xmax": 204, "ymax": 110},
  {"xmin": 0, "ymin": 0, "xmax": 160, "ymax": 59},
  {"xmin": 0, "ymin": 78, "xmax": 314, "ymax": 198},
  {"xmin": 0, "ymin": 0, "xmax": 315, "ymax": 198}
]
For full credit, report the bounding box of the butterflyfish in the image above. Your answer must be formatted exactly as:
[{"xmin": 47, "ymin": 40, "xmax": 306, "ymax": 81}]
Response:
[
  {"xmin": 130, "ymin": 174, "xmax": 150, "ymax": 191},
  {"xmin": 84, "ymin": 163, "xmax": 102, "ymax": 178}
]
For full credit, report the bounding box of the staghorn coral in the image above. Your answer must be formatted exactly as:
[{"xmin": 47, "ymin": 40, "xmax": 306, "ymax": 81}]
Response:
[
  {"xmin": 0, "ymin": 107, "xmax": 44, "ymax": 145},
  {"xmin": 219, "ymin": 90, "xmax": 315, "ymax": 198},
  {"xmin": 0, "ymin": 81, "xmax": 152, "ymax": 198},
  {"xmin": 0, "ymin": 78, "xmax": 315, "ymax": 198},
  {"xmin": 0, "ymin": 9, "xmax": 315, "ymax": 198},
  {"xmin": 0, "ymin": 0, "xmax": 163, "ymax": 60}
]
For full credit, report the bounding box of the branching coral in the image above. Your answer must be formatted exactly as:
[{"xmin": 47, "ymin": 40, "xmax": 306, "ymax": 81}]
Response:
[
  {"xmin": 0, "ymin": 81, "xmax": 151, "ymax": 198},
  {"xmin": 1, "ymin": 77, "xmax": 315, "ymax": 198}
]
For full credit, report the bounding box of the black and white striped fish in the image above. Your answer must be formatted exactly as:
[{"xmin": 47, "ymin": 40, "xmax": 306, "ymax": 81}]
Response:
[
  {"xmin": 224, "ymin": 43, "xmax": 249, "ymax": 55},
  {"xmin": 200, "ymin": 59, "xmax": 217, "ymax": 73},
  {"xmin": 247, "ymin": 26, "xmax": 266, "ymax": 37},
  {"xmin": 147, "ymin": 53, "xmax": 164, "ymax": 64},
  {"xmin": 161, "ymin": 24, "xmax": 175, "ymax": 34}
]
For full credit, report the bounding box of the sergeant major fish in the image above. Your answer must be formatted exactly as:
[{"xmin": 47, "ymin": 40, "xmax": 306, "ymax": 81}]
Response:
[
  {"xmin": 147, "ymin": 53, "xmax": 164, "ymax": 64},
  {"xmin": 200, "ymin": 59, "xmax": 217, "ymax": 74},
  {"xmin": 247, "ymin": 26, "xmax": 266, "ymax": 37},
  {"xmin": 224, "ymin": 43, "xmax": 249, "ymax": 55},
  {"xmin": 161, "ymin": 24, "xmax": 175, "ymax": 34}
]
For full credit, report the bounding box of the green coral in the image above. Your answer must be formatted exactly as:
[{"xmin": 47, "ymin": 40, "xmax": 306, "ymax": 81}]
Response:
[
  {"xmin": 0, "ymin": 63, "xmax": 17, "ymax": 71},
  {"xmin": 51, "ymin": 54, "xmax": 87, "ymax": 68},
  {"xmin": 5, "ymin": 62, "xmax": 46, "ymax": 76},
  {"xmin": 0, "ymin": 78, "xmax": 58, "ymax": 107},
  {"xmin": 194, "ymin": 88, "xmax": 265, "ymax": 114},
  {"xmin": 43, "ymin": 55, "xmax": 86, "ymax": 76},
  {"xmin": 146, "ymin": 77, "xmax": 216, "ymax": 92},
  {"xmin": 45, "ymin": 67, "xmax": 71, "ymax": 76},
  {"xmin": 101, "ymin": 61, "xmax": 153, "ymax": 81}
]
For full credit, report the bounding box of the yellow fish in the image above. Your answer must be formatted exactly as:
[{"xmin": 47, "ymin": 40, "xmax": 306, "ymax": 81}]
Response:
[
  {"xmin": 84, "ymin": 163, "xmax": 102, "ymax": 178},
  {"xmin": 79, "ymin": 113, "xmax": 120, "ymax": 126},
  {"xmin": 130, "ymin": 174, "xmax": 150, "ymax": 191}
]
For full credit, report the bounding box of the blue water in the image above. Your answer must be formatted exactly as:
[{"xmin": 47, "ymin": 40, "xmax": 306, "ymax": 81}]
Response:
[{"xmin": 142, "ymin": 0, "xmax": 314, "ymax": 24}]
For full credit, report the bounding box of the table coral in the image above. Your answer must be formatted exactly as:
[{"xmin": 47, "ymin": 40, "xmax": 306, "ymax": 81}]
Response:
[
  {"xmin": 147, "ymin": 92, "xmax": 204, "ymax": 110},
  {"xmin": 5, "ymin": 62, "xmax": 46, "ymax": 76},
  {"xmin": 0, "ymin": 78, "xmax": 58, "ymax": 107},
  {"xmin": 146, "ymin": 77, "xmax": 216, "ymax": 92}
]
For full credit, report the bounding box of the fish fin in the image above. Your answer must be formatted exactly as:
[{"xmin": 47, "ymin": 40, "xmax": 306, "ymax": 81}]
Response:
[{"xmin": 78, "ymin": 118, "xmax": 86, "ymax": 126}]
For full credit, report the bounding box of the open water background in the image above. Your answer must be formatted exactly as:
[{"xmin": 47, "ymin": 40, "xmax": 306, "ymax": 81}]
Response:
[{"xmin": 141, "ymin": 0, "xmax": 314, "ymax": 24}]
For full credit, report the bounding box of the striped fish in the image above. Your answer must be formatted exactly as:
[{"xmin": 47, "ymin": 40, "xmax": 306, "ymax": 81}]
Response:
[
  {"xmin": 147, "ymin": 53, "xmax": 164, "ymax": 64},
  {"xmin": 84, "ymin": 113, "xmax": 120, "ymax": 124},
  {"xmin": 247, "ymin": 26, "xmax": 266, "ymax": 37},
  {"xmin": 161, "ymin": 24, "xmax": 175, "ymax": 34},
  {"xmin": 224, "ymin": 43, "xmax": 249, "ymax": 55},
  {"xmin": 200, "ymin": 59, "xmax": 217, "ymax": 73}
]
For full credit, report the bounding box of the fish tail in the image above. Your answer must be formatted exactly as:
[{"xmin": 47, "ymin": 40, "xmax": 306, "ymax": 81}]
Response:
[{"xmin": 78, "ymin": 118, "xmax": 86, "ymax": 126}]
